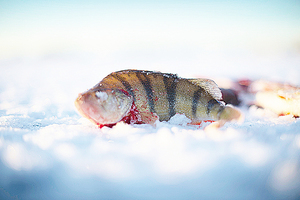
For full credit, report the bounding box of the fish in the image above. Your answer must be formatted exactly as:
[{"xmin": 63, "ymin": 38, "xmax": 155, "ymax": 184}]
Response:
[
  {"xmin": 216, "ymin": 78, "xmax": 300, "ymax": 118},
  {"xmin": 75, "ymin": 70, "xmax": 242, "ymax": 128},
  {"xmin": 249, "ymin": 80, "xmax": 300, "ymax": 117}
]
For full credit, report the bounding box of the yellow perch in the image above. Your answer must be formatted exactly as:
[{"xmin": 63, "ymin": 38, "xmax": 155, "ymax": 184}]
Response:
[
  {"xmin": 250, "ymin": 80, "xmax": 300, "ymax": 117},
  {"xmin": 75, "ymin": 70, "xmax": 242, "ymax": 128}
]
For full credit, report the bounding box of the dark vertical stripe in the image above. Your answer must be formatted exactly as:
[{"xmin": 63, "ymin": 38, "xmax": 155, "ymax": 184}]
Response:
[
  {"xmin": 192, "ymin": 89, "xmax": 204, "ymax": 118},
  {"xmin": 111, "ymin": 74, "xmax": 135, "ymax": 101},
  {"xmin": 207, "ymin": 99, "xmax": 219, "ymax": 115},
  {"xmin": 136, "ymin": 73, "xmax": 156, "ymax": 113},
  {"xmin": 217, "ymin": 106, "xmax": 225, "ymax": 118},
  {"xmin": 163, "ymin": 76, "xmax": 177, "ymax": 118}
]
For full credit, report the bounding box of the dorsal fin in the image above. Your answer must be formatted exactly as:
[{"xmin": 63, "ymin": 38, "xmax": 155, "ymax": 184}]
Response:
[{"xmin": 188, "ymin": 78, "xmax": 222, "ymax": 100}]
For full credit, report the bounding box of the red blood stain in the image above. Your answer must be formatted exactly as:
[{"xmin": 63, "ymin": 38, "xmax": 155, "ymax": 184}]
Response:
[
  {"xmin": 120, "ymin": 102, "xmax": 144, "ymax": 125},
  {"xmin": 98, "ymin": 101, "xmax": 143, "ymax": 128},
  {"xmin": 120, "ymin": 89, "xmax": 129, "ymax": 95},
  {"xmin": 189, "ymin": 120, "xmax": 215, "ymax": 127}
]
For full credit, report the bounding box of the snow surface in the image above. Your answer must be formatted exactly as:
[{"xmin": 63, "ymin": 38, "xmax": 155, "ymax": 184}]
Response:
[{"xmin": 0, "ymin": 52, "xmax": 300, "ymax": 200}]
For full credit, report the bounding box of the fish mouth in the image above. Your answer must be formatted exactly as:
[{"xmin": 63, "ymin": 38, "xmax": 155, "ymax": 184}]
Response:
[
  {"xmin": 75, "ymin": 93, "xmax": 102, "ymax": 125},
  {"xmin": 75, "ymin": 90, "xmax": 133, "ymax": 125}
]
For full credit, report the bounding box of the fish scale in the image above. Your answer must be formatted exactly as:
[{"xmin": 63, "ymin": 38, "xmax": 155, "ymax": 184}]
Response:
[{"xmin": 95, "ymin": 70, "xmax": 222, "ymax": 122}]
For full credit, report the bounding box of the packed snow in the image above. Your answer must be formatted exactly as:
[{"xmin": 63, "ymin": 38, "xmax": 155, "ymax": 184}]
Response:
[{"xmin": 0, "ymin": 51, "xmax": 300, "ymax": 200}]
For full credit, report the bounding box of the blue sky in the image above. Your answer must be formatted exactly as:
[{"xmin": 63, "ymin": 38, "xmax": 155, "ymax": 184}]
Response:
[{"xmin": 0, "ymin": 0, "xmax": 299, "ymax": 58}]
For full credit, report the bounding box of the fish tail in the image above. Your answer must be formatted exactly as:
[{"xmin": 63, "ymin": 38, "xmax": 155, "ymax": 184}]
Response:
[
  {"xmin": 204, "ymin": 105, "xmax": 243, "ymax": 131},
  {"xmin": 219, "ymin": 105, "xmax": 243, "ymax": 123}
]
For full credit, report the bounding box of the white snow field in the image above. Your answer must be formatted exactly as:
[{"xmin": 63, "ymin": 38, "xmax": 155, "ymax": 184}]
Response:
[
  {"xmin": 1, "ymin": 0, "xmax": 300, "ymax": 199},
  {"xmin": 0, "ymin": 52, "xmax": 300, "ymax": 200}
]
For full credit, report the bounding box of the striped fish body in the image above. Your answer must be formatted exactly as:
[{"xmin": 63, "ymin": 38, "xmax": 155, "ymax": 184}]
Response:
[{"xmin": 75, "ymin": 70, "xmax": 241, "ymax": 127}]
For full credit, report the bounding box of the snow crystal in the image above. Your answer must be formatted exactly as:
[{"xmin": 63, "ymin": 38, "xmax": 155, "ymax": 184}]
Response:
[
  {"xmin": 230, "ymin": 141, "xmax": 271, "ymax": 167},
  {"xmin": 296, "ymin": 136, "xmax": 300, "ymax": 148},
  {"xmin": 168, "ymin": 113, "xmax": 191, "ymax": 125},
  {"xmin": 270, "ymin": 160, "xmax": 300, "ymax": 192},
  {"xmin": 54, "ymin": 143, "xmax": 77, "ymax": 160},
  {"xmin": 2, "ymin": 143, "xmax": 48, "ymax": 171}
]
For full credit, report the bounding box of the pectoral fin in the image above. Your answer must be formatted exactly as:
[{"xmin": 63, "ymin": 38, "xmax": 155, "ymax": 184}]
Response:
[
  {"xmin": 204, "ymin": 106, "xmax": 243, "ymax": 131},
  {"xmin": 139, "ymin": 111, "xmax": 159, "ymax": 126}
]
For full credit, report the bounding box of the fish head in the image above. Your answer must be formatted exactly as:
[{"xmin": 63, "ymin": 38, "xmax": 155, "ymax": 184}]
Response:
[{"xmin": 75, "ymin": 89, "xmax": 133, "ymax": 125}]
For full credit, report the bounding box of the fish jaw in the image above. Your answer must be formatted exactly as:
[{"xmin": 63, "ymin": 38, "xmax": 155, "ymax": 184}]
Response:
[{"xmin": 75, "ymin": 89, "xmax": 133, "ymax": 125}]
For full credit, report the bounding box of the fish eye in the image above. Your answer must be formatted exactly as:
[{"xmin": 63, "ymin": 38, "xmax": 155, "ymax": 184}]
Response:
[{"xmin": 95, "ymin": 90, "xmax": 108, "ymax": 101}]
